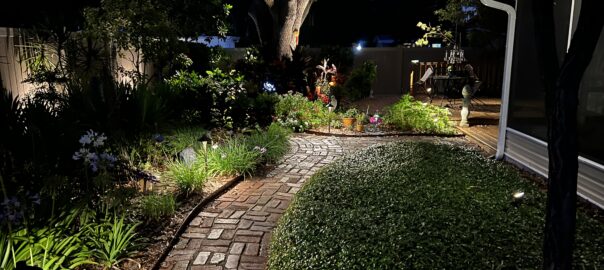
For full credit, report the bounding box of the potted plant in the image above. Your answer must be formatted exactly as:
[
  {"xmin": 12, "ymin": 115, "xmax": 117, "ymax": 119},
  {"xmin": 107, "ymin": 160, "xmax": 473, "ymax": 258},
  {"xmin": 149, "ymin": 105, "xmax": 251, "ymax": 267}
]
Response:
[
  {"xmin": 355, "ymin": 113, "xmax": 366, "ymax": 132},
  {"xmin": 341, "ymin": 108, "xmax": 359, "ymax": 128}
]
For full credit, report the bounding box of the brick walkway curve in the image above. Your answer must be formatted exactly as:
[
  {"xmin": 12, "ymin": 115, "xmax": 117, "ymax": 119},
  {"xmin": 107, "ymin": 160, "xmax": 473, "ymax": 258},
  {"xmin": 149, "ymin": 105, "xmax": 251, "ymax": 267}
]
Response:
[{"xmin": 160, "ymin": 134, "xmax": 463, "ymax": 270}]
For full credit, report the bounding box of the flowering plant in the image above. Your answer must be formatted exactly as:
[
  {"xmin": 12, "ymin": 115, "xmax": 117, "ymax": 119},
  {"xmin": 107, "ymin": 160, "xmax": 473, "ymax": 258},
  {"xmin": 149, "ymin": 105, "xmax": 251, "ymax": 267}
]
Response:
[
  {"xmin": 369, "ymin": 113, "xmax": 383, "ymax": 125},
  {"xmin": 315, "ymin": 58, "xmax": 337, "ymax": 88},
  {"xmin": 315, "ymin": 58, "xmax": 337, "ymax": 103},
  {"xmin": 72, "ymin": 130, "xmax": 117, "ymax": 173}
]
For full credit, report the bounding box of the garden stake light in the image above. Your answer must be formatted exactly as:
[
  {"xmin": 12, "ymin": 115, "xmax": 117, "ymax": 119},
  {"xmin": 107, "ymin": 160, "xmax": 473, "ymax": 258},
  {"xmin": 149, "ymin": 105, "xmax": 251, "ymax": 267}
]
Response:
[{"xmin": 327, "ymin": 103, "xmax": 334, "ymax": 133}]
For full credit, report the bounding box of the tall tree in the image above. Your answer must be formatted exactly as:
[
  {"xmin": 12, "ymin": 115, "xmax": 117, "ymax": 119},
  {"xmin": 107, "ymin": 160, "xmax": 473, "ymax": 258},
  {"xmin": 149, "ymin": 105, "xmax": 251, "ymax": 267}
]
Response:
[
  {"xmin": 84, "ymin": 0, "xmax": 230, "ymax": 83},
  {"xmin": 248, "ymin": 0, "xmax": 314, "ymax": 60},
  {"xmin": 532, "ymin": 1, "xmax": 604, "ymax": 269}
]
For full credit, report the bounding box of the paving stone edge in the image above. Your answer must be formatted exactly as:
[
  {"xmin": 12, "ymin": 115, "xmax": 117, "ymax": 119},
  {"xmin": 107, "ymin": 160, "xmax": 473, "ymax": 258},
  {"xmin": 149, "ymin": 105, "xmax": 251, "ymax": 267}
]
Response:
[
  {"xmin": 151, "ymin": 175, "xmax": 244, "ymax": 270},
  {"xmin": 305, "ymin": 130, "xmax": 464, "ymax": 138}
]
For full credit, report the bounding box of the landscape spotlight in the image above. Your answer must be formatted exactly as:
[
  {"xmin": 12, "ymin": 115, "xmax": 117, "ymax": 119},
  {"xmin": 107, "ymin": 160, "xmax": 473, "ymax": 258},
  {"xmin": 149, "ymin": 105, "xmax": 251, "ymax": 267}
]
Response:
[
  {"xmin": 355, "ymin": 43, "xmax": 362, "ymax": 52},
  {"xmin": 511, "ymin": 191, "xmax": 525, "ymax": 207}
]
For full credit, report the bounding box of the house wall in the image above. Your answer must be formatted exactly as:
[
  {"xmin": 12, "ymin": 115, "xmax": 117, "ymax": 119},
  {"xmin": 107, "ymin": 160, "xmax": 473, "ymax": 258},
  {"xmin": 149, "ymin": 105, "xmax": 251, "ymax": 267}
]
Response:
[
  {"xmin": 505, "ymin": 0, "xmax": 604, "ymax": 209},
  {"xmin": 0, "ymin": 27, "xmax": 152, "ymax": 98},
  {"xmin": 0, "ymin": 28, "xmax": 36, "ymax": 98}
]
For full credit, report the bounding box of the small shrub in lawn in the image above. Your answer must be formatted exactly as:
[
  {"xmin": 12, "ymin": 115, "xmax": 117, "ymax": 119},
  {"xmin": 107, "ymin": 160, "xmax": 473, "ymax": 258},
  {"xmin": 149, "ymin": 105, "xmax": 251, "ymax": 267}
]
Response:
[
  {"xmin": 165, "ymin": 160, "xmax": 206, "ymax": 195},
  {"xmin": 385, "ymin": 94, "xmax": 455, "ymax": 134},
  {"xmin": 243, "ymin": 123, "xmax": 291, "ymax": 164},
  {"xmin": 207, "ymin": 138, "xmax": 260, "ymax": 177},
  {"xmin": 268, "ymin": 142, "xmax": 604, "ymax": 270},
  {"xmin": 140, "ymin": 193, "xmax": 177, "ymax": 221}
]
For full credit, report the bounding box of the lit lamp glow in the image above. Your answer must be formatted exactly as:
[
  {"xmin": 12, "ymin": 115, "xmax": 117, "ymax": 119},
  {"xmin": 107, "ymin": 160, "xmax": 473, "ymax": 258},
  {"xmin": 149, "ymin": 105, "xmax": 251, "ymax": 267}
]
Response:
[
  {"xmin": 355, "ymin": 43, "xmax": 362, "ymax": 52},
  {"xmin": 512, "ymin": 191, "xmax": 525, "ymax": 207}
]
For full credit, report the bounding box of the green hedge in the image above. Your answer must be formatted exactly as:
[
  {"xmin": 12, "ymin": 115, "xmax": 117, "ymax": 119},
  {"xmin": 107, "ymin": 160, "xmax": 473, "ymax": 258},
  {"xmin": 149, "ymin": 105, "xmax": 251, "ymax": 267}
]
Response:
[{"xmin": 268, "ymin": 142, "xmax": 604, "ymax": 269}]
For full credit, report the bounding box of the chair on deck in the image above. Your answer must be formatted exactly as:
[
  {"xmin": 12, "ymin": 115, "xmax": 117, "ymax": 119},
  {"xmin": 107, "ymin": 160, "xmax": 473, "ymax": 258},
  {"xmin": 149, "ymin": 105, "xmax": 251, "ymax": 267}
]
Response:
[{"xmin": 414, "ymin": 67, "xmax": 434, "ymax": 103}]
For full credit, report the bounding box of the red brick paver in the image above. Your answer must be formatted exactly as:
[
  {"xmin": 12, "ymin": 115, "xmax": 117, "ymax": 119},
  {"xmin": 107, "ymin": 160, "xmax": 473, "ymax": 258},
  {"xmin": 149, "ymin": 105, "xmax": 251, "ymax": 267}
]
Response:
[{"xmin": 159, "ymin": 134, "xmax": 465, "ymax": 270}]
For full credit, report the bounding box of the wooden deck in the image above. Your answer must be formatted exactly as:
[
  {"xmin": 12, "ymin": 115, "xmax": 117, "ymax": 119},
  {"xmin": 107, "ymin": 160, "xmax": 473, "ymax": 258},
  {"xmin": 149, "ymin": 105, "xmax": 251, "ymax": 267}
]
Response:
[
  {"xmin": 457, "ymin": 125, "xmax": 499, "ymax": 156},
  {"xmin": 449, "ymin": 97, "xmax": 501, "ymax": 156}
]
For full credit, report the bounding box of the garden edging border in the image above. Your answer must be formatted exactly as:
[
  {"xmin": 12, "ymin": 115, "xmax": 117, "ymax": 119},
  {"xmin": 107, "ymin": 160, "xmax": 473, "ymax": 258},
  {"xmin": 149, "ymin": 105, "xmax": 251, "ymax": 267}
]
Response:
[
  {"xmin": 151, "ymin": 174, "xmax": 244, "ymax": 270},
  {"xmin": 305, "ymin": 130, "xmax": 465, "ymax": 138}
]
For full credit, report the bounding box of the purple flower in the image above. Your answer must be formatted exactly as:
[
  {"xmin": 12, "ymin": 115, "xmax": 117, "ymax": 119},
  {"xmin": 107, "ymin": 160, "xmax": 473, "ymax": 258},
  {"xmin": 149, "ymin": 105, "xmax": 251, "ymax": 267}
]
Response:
[
  {"xmin": 153, "ymin": 134, "xmax": 165, "ymax": 143},
  {"xmin": 100, "ymin": 153, "xmax": 117, "ymax": 163},
  {"xmin": 1, "ymin": 196, "xmax": 24, "ymax": 225}
]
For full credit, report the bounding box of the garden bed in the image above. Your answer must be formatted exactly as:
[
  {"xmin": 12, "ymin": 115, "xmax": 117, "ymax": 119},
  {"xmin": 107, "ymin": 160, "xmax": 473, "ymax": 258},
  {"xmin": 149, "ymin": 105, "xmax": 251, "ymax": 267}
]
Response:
[
  {"xmin": 268, "ymin": 142, "xmax": 604, "ymax": 269},
  {"xmin": 306, "ymin": 126, "xmax": 464, "ymax": 137}
]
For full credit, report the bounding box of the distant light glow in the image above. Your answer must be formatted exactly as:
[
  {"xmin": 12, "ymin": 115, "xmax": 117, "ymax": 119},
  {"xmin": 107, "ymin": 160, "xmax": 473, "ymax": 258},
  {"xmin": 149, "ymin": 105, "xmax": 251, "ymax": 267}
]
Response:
[
  {"xmin": 432, "ymin": 43, "xmax": 442, "ymax": 48},
  {"xmin": 263, "ymin": 81, "xmax": 276, "ymax": 93},
  {"xmin": 355, "ymin": 44, "xmax": 362, "ymax": 52},
  {"xmin": 426, "ymin": 87, "xmax": 432, "ymax": 93},
  {"xmin": 411, "ymin": 59, "xmax": 420, "ymax": 64},
  {"xmin": 513, "ymin": 191, "xmax": 525, "ymax": 199}
]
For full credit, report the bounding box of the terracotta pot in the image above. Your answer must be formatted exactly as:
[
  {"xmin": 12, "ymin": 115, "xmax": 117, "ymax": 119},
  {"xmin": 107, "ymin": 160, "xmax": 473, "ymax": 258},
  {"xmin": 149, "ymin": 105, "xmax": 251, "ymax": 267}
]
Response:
[
  {"xmin": 355, "ymin": 124, "xmax": 364, "ymax": 132},
  {"xmin": 342, "ymin": 117, "xmax": 356, "ymax": 128}
]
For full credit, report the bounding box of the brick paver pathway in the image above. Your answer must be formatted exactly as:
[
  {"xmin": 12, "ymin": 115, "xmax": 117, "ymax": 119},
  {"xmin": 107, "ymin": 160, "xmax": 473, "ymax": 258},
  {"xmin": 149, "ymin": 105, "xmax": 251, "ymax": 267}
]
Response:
[{"xmin": 160, "ymin": 134, "xmax": 466, "ymax": 270}]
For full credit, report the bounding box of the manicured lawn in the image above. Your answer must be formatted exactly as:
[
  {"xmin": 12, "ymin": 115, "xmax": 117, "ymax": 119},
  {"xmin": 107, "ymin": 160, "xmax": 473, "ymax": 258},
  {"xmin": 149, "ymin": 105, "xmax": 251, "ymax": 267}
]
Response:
[{"xmin": 268, "ymin": 142, "xmax": 604, "ymax": 269}]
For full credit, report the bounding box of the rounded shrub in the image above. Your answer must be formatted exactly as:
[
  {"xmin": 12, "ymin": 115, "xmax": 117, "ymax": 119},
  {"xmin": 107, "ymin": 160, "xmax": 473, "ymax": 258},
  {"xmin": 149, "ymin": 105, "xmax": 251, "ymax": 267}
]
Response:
[{"xmin": 268, "ymin": 142, "xmax": 604, "ymax": 269}]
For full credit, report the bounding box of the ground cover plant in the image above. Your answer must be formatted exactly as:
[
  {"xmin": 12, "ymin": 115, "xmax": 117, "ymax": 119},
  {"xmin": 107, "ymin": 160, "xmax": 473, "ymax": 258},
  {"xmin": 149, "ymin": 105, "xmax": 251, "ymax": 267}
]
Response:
[
  {"xmin": 385, "ymin": 94, "xmax": 455, "ymax": 134},
  {"xmin": 268, "ymin": 142, "xmax": 604, "ymax": 269}
]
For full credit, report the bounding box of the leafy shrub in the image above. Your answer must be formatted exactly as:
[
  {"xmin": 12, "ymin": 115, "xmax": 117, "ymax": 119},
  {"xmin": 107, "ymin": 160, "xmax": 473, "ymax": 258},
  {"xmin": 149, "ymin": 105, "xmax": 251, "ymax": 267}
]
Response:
[
  {"xmin": 207, "ymin": 138, "xmax": 260, "ymax": 177},
  {"xmin": 0, "ymin": 207, "xmax": 97, "ymax": 270},
  {"xmin": 275, "ymin": 92, "xmax": 330, "ymax": 132},
  {"xmin": 165, "ymin": 160, "xmax": 206, "ymax": 196},
  {"xmin": 85, "ymin": 214, "xmax": 140, "ymax": 269},
  {"xmin": 243, "ymin": 123, "xmax": 291, "ymax": 164},
  {"xmin": 251, "ymin": 92, "xmax": 279, "ymax": 127},
  {"xmin": 165, "ymin": 70, "xmax": 211, "ymax": 124},
  {"xmin": 200, "ymin": 68, "xmax": 249, "ymax": 130},
  {"xmin": 385, "ymin": 94, "xmax": 455, "ymax": 134},
  {"xmin": 268, "ymin": 142, "xmax": 604, "ymax": 269},
  {"xmin": 342, "ymin": 107, "xmax": 359, "ymax": 118},
  {"xmin": 342, "ymin": 61, "xmax": 377, "ymax": 101},
  {"xmin": 140, "ymin": 193, "xmax": 177, "ymax": 221}
]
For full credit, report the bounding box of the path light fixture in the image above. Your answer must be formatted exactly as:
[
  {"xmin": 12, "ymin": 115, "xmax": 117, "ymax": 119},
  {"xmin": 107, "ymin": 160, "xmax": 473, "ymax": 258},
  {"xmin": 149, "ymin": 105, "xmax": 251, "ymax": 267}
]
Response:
[
  {"xmin": 200, "ymin": 132, "xmax": 212, "ymax": 178},
  {"xmin": 327, "ymin": 103, "xmax": 334, "ymax": 133}
]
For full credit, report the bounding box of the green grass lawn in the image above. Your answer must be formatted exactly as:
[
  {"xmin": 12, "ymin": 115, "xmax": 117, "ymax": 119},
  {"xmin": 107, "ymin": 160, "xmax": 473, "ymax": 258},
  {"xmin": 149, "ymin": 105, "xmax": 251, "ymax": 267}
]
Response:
[{"xmin": 268, "ymin": 142, "xmax": 604, "ymax": 269}]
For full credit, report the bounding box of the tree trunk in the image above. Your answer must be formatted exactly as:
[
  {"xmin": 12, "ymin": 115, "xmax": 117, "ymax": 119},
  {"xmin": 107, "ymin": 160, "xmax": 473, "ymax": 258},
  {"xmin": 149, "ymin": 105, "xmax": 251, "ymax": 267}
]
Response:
[
  {"xmin": 532, "ymin": 1, "xmax": 604, "ymax": 269},
  {"xmin": 275, "ymin": 0, "xmax": 313, "ymax": 60}
]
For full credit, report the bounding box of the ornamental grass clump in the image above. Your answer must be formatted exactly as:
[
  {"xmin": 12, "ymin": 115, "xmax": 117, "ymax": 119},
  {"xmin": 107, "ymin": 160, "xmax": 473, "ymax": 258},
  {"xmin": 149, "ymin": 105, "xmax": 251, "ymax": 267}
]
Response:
[
  {"xmin": 385, "ymin": 94, "xmax": 455, "ymax": 134},
  {"xmin": 207, "ymin": 138, "xmax": 260, "ymax": 177},
  {"xmin": 139, "ymin": 193, "xmax": 177, "ymax": 222},
  {"xmin": 165, "ymin": 160, "xmax": 206, "ymax": 196},
  {"xmin": 243, "ymin": 123, "xmax": 291, "ymax": 164}
]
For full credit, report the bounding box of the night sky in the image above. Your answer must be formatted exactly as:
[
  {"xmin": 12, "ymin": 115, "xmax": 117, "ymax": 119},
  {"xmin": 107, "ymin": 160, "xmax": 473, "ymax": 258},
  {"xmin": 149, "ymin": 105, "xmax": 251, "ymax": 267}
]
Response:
[
  {"xmin": 0, "ymin": 0, "xmax": 504, "ymax": 47},
  {"xmin": 301, "ymin": 0, "xmax": 447, "ymax": 46}
]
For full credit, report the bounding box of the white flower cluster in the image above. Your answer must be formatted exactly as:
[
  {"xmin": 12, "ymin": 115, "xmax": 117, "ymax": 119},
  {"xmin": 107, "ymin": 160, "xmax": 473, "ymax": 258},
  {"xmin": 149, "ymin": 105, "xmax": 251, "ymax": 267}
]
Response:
[
  {"xmin": 254, "ymin": 146, "xmax": 267, "ymax": 154},
  {"xmin": 73, "ymin": 130, "xmax": 116, "ymax": 172}
]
